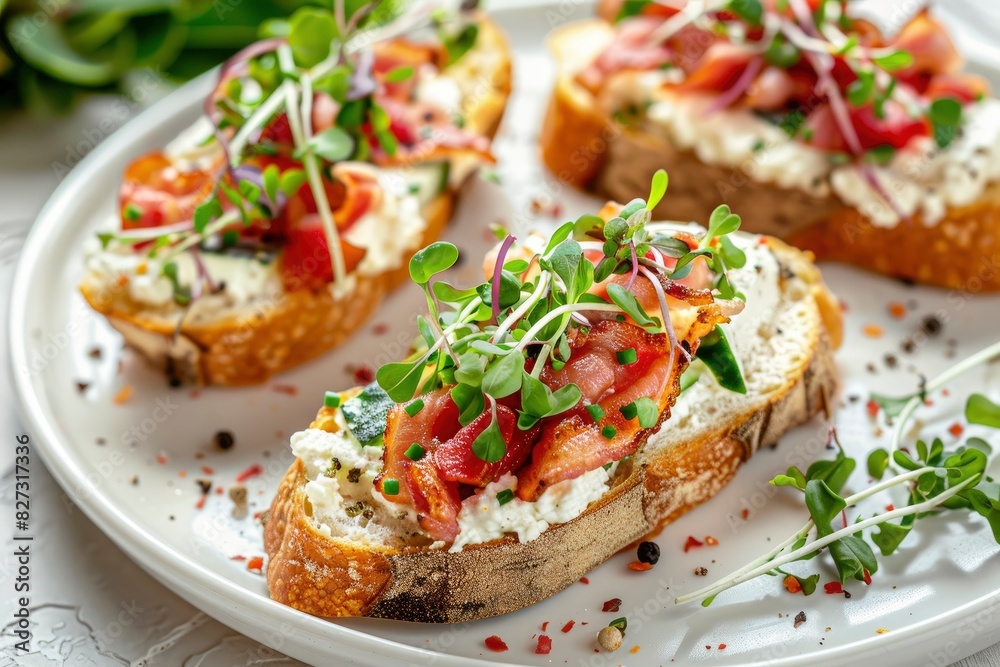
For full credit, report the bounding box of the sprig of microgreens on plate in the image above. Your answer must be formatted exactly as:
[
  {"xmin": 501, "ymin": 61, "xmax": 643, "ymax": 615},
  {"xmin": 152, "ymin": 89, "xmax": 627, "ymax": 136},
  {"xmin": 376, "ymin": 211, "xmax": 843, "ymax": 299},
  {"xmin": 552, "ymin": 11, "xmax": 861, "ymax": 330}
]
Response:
[
  {"xmin": 97, "ymin": 0, "xmax": 479, "ymax": 299},
  {"xmin": 676, "ymin": 340, "xmax": 1000, "ymax": 607},
  {"xmin": 373, "ymin": 170, "xmax": 746, "ymax": 463}
]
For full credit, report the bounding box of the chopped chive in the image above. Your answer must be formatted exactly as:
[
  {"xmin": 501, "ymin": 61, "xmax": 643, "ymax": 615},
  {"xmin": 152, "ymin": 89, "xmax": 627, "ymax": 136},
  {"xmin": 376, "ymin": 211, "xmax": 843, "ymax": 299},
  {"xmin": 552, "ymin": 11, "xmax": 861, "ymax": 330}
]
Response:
[
  {"xmin": 323, "ymin": 391, "xmax": 341, "ymax": 408},
  {"xmin": 496, "ymin": 489, "xmax": 515, "ymax": 506},
  {"xmin": 601, "ymin": 425, "xmax": 617, "ymax": 439},
  {"xmin": 586, "ymin": 404, "xmax": 606, "ymax": 422},
  {"xmin": 382, "ymin": 478, "xmax": 400, "ymax": 496},
  {"xmin": 404, "ymin": 399, "xmax": 425, "ymax": 417},
  {"xmin": 620, "ymin": 401, "xmax": 639, "ymax": 420},
  {"xmin": 123, "ymin": 203, "xmax": 142, "ymax": 221},
  {"xmin": 404, "ymin": 443, "xmax": 425, "ymax": 461},
  {"xmin": 616, "ymin": 348, "xmax": 637, "ymax": 365}
]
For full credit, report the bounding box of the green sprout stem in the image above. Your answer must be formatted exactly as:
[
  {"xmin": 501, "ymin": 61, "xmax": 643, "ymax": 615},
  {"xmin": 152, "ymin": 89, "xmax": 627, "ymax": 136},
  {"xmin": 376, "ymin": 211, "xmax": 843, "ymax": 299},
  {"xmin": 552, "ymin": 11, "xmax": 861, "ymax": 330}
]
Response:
[
  {"xmin": 675, "ymin": 472, "xmax": 979, "ymax": 606},
  {"xmin": 157, "ymin": 210, "xmax": 241, "ymax": 262},
  {"xmin": 492, "ymin": 273, "xmax": 551, "ymax": 344}
]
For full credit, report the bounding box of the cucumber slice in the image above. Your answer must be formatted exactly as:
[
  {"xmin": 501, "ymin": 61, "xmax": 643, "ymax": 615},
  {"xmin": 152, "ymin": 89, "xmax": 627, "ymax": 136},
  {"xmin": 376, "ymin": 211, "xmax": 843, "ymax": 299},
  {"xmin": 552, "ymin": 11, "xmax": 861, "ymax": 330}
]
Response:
[
  {"xmin": 393, "ymin": 161, "xmax": 450, "ymax": 206},
  {"xmin": 695, "ymin": 325, "xmax": 747, "ymax": 394}
]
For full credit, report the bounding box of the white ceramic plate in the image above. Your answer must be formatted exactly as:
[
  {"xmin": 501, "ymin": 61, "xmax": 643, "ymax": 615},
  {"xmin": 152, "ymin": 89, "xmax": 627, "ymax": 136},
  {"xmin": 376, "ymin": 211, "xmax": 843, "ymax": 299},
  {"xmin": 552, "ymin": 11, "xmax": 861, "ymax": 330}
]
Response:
[{"xmin": 11, "ymin": 2, "xmax": 1000, "ymax": 666}]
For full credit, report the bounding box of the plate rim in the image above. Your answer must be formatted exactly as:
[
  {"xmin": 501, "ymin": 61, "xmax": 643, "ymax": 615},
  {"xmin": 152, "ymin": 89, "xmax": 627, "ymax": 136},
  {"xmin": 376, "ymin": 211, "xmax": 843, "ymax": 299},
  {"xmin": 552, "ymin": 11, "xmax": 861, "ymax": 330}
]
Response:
[{"xmin": 9, "ymin": 3, "xmax": 1000, "ymax": 665}]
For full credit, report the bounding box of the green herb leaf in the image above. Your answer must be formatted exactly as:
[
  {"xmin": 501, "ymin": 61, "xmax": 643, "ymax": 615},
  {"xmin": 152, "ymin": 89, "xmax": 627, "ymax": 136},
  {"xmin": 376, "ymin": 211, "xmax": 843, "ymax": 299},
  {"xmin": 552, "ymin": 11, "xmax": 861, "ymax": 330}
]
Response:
[
  {"xmin": 341, "ymin": 383, "xmax": 394, "ymax": 446},
  {"xmin": 606, "ymin": 283, "xmax": 659, "ymax": 330},
  {"xmin": 193, "ymin": 196, "xmax": 223, "ymax": 234},
  {"xmin": 454, "ymin": 351, "xmax": 486, "ymax": 388},
  {"xmin": 471, "ymin": 411, "xmax": 506, "ymax": 462},
  {"xmin": 482, "ymin": 352, "xmax": 525, "ymax": 398},
  {"xmin": 871, "ymin": 521, "xmax": 911, "ymax": 556},
  {"xmin": 410, "ymin": 242, "xmax": 459, "ymax": 284},
  {"xmin": 872, "ymin": 49, "xmax": 913, "ymax": 71},
  {"xmin": 695, "ymin": 326, "xmax": 747, "ymax": 394},
  {"xmin": 717, "ymin": 235, "xmax": 747, "ymax": 270},
  {"xmin": 451, "ymin": 383, "xmax": 485, "ymax": 426},
  {"xmin": 867, "ymin": 449, "xmax": 890, "ymax": 480},
  {"xmin": 384, "ymin": 65, "xmax": 414, "ymax": 83},
  {"xmin": 728, "ymin": 0, "xmax": 763, "ymax": 25},
  {"xmin": 929, "ymin": 97, "xmax": 963, "ymax": 149},
  {"xmin": 288, "ymin": 7, "xmax": 337, "ymax": 68},
  {"xmin": 574, "ymin": 214, "xmax": 605, "ymax": 240},
  {"xmin": 647, "ymin": 169, "xmax": 669, "ymax": 210},
  {"xmin": 433, "ymin": 281, "xmax": 478, "ymax": 303},
  {"xmin": 279, "ymin": 168, "xmax": 307, "ymax": 196},
  {"xmin": 262, "ymin": 164, "xmax": 280, "ymax": 204},
  {"xmin": 376, "ymin": 359, "xmax": 427, "ymax": 403},
  {"xmin": 706, "ymin": 204, "xmax": 741, "ymax": 239},
  {"xmin": 967, "ymin": 393, "xmax": 1000, "ymax": 428},
  {"xmin": 305, "ymin": 126, "xmax": 355, "ymax": 163}
]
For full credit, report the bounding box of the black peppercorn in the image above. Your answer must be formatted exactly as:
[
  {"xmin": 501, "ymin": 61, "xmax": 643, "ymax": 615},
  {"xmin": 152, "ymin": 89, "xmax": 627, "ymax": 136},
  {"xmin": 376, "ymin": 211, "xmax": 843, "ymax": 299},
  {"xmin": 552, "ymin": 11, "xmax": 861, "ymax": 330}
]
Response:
[
  {"xmin": 214, "ymin": 430, "xmax": 235, "ymax": 450},
  {"xmin": 637, "ymin": 541, "xmax": 660, "ymax": 565}
]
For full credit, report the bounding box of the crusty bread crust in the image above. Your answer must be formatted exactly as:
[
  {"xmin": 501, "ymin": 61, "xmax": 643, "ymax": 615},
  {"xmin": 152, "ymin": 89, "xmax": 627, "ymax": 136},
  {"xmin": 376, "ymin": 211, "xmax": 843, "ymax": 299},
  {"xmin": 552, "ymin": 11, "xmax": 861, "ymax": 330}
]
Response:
[
  {"xmin": 80, "ymin": 14, "xmax": 512, "ymax": 386},
  {"xmin": 540, "ymin": 19, "xmax": 1000, "ymax": 292},
  {"xmin": 263, "ymin": 241, "xmax": 841, "ymax": 623}
]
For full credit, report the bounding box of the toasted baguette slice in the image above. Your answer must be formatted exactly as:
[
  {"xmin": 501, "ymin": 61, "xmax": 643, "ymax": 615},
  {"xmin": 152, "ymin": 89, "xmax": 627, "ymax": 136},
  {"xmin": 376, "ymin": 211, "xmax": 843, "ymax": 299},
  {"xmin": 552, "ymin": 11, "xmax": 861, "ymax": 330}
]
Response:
[
  {"xmin": 541, "ymin": 19, "xmax": 1000, "ymax": 292},
  {"xmin": 79, "ymin": 15, "xmax": 512, "ymax": 386},
  {"xmin": 262, "ymin": 236, "xmax": 842, "ymax": 623}
]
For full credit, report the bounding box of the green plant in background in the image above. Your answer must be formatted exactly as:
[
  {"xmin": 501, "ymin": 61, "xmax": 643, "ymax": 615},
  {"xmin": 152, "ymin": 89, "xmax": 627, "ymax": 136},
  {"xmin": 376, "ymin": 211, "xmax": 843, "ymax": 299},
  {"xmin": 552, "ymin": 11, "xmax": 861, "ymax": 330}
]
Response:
[{"xmin": 0, "ymin": 0, "xmax": 401, "ymax": 113}]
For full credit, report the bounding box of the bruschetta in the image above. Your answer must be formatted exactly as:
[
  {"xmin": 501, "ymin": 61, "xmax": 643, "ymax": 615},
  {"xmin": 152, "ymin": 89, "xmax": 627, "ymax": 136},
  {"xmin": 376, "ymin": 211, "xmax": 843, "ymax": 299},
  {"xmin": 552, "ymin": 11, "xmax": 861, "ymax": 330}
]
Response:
[
  {"xmin": 541, "ymin": 0, "xmax": 1000, "ymax": 291},
  {"xmin": 80, "ymin": 5, "xmax": 511, "ymax": 385},
  {"xmin": 263, "ymin": 175, "xmax": 842, "ymax": 621}
]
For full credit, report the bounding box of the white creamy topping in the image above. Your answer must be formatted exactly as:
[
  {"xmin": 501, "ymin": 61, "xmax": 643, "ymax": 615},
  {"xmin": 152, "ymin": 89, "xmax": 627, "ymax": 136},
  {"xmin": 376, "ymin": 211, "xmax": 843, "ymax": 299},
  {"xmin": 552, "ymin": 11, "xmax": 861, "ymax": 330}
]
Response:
[
  {"xmin": 416, "ymin": 67, "xmax": 464, "ymax": 114},
  {"xmin": 291, "ymin": 420, "xmax": 418, "ymax": 545},
  {"xmin": 606, "ymin": 71, "xmax": 1000, "ymax": 228},
  {"xmin": 163, "ymin": 116, "xmax": 221, "ymax": 171},
  {"xmin": 344, "ymin": 169, "xmax": 427, "ymax": 277},
  {"xmin": 451, "ymin": 467, "xmax": 615, "ymax": 552}
]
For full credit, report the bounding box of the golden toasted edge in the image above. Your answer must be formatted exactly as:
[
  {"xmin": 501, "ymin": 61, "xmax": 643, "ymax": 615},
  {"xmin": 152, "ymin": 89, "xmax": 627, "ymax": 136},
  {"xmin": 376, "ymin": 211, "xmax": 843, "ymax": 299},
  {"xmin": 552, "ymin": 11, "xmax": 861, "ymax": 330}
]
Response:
[{"xmin": 541, "ymin": 19, "xmax": 1000, "ymax": 291}]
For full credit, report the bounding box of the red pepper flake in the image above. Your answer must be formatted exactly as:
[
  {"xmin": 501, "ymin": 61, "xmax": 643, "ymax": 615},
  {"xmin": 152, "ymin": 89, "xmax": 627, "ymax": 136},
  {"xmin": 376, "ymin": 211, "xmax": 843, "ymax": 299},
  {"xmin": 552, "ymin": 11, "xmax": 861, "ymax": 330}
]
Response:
[
  {"xmin": 353, "ymin": 366, "xmax": 375, "ymax": 383},
  {"xmin": 757, "ymin": 237, "xmax": 768, "ymax": 246},
  {"xmin": 888, "ymin": 302, "xmax": 907, "ymax": 319},
  {"xmin": 741, "ymin": 508, "xmax": 750, "ymax": 520},
  {"xmin": 684, "ymin": 536, "xmax": 704, "ymax": 552},
  {"xmin": 230, "ymin": 555, "xmax": 246, "ymax": 561},
  {"xmin": 246, "ymin": 556, "xmax": 264, "ymax": 573},
  {"xmin": 540, "ymin": 621, "xmax": 548, "ymax": 632},
  {"xmin": 236, "ymin": 464, "xmax": 263, "ymax": 482},
  {"xmin": 372, "ymin": 323, "xmax": 389, "ymax": 336},
  {"xmin": 535, "ymin": 635, "xmax": 552, "ymax": 655},
  {"xmin": 719, "ymin": 644, "xmax": 727, "ymax": 650},
  {"xmin": 189, "ymin": 389, "xmax": 202, "ymax": 399},
  {"xmin": 155, "ymin": 455, "xmax": 167, "ymax": 465},
  {"xmin": 201, "ymin": 466, "xmax": 215, "ymax": 475},
  {"xmin": 862, "ymin": 324, "xmax": 884, "ymax": 339},
  {"xmin": 886, "ymin": 504, "xmax": 895, "ymax": 512},
  {"xmin": 924, "ymin": 397, "xmax": 934, "ymax": 406},
  {"xmin": 949, "ymin": 423, "xmax": 964, "ymax": 437},
  {"xmin": 602, "ymin": 598, "xmax": 622, "ymax": 612},
  {"xmin": 561, "ymin": 620, "xmax": 575, "ymax": 633},
  {"xmin": 628, "ymin": 560, "xmax": 653, "ymax": 571},
  {"xmin": 195, "ymin": 495, "xmax": 207, "ymax": 510},
  {"xmin": 113, "ymin": 385, "xmax": 133, "ymax": 405},
  {"xmin": 579, "ymin": 577, "xmax": 589, "ymax": 584},
  {"xmin": 704, "ymin": 535, "xmax": 719, "ymax": 546},
  {"xmin": 824, "ymin": 582, "xmax": 843, "ymax": 595},
  {"xmin": 271, "ymin": 384, "xmax": 298, "ymax": 396},
  {"xmin": 863, "ymin": 568, "xmax": 872, "ymax": 586},
  {"xmin": 484, "ymin": 636, "xmax": 508, "ymax": 652},
  {"xmin": 866, "ymin": 399, "xmax": 880, "ymax": 419},
  {"xmin": 178, "ymin": 470, "xmax": 187, "ymax": 478},
  {"xmin": 784, "ymin": 575, "xmax": 802, "ymax": 594},
  {"xmin": 629, "ymin": 645, "xmax": 640, "ymax": 654},
  {"xmin": 215, "ymin": 487, "xmax": 224, "ymax": 494}
]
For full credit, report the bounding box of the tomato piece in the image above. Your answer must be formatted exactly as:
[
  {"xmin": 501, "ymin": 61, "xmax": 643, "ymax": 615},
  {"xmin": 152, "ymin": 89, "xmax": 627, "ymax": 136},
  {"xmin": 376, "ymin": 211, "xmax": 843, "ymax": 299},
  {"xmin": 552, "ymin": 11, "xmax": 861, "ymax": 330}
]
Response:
[
  {"xmin": 280, "ymin": 215, "xmax": 366, "ymax": 291},
  {"xmin": 435, "ymin": 405, "xmax": 541, "ymax": 487},
  {"xmin": 678, "ymin": 42, "xmax": 754, "ymax": 93},
  {"xmin": 406, "ymin": 458, "xmax": 461, "ymax": 542},
  {"xmin": 119, "ymin": 152, "xmax": 214, "ymax": 230}
]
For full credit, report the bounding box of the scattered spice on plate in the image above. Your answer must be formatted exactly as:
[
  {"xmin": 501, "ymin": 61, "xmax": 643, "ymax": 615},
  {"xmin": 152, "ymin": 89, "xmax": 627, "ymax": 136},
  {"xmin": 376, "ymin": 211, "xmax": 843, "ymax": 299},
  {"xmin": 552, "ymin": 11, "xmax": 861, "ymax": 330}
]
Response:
[
  {"xmin": 76, "ymin": 381, "xmax": 90, "ymax": 394},
  {"xmin": 229, "ymin": 484, "xmax": 248, "ymax": 519},
  {"xmin": 794, "ymin": 611, "xmax": 807, "ymax": 628},
  {"xmin": 862, "ymin": 324, "xmax": 884, "ymax": 339},
  {"xmin": 236, "ymin": 463, "xmax": 263, "ymax": 482},
  {"xmin": 561, "ymin": 620, "xmax": 575, "ymax": 633},
  {"xmin": 484, "ymin": 636, "xmax": 508, "ymax": 652},
  {"xmin": 113, "ymin": 384, "xmax": 133, "ymax": 405},
  {"xmin": 637, "ymin": 540, "xmax": 660, "ymax": 564},
  {"xmin": 866, "ymin": 399, "xmax": 880, "ymax": 419},
  {"xmin": 129, "ymin": 475, "xmax": 139, "ymax": 486},
  {"xmin": 155, "ymin": 454, "xmax": 167, "ymax": 465},
  {"xmin": 579, "ymin": 577, "xmax": 589, "ymax": 584},
  {"xmin": 602, "ymin": 598, "xmax": 622, "ymax": 613},
  {"xmin": 372, "ymin": 323, "xmax": 389, "ymax": 336},
  {"xmin": 272, "ymin": 383, "xmax": 299, "ymax": 396},
  {"xmin": 213, "ymin": 430, "xmax": 235, "ymax": 450},
  {"xmin": 684, "ymin": 536, "xmax": 703, "ymax": 552},
  {"xmin": 535, "ymin": 635, "xmax": 551, "ymax": 655},
  {"xmin": 949, "ymin": 423, "xmax": 964, "ymax": 437},
  {"xmin": 597, "ymin": 626, "xmax": 622, "ymax": 652},
  {"xmin": 694, "ymin": 567, "xmax": 708, "ymax": 576},
  {"xmin": 630, "ymin": 645, "xmax": 640, "ymax": 654},
  {"xmin": 741, "ymin": 508, "xmax": 750, "ymax": 520},
  {"xmin": 627, "ymin": 561, "xmax": 652, "ymax": 571},
  {"xmin": 921, "ymin": 315, "xmax": 943, "ymax": 337},
  {"xmin": 87, "ymin": 346, "xmax": 102, "ymax": 359},
  {"xmin": 876, "ymin": 628, "xmax": 890, "ymax": 635},
  {"xmin": 540, "ymin": 621, "xmax": 548, "ymax": 632},
  {"xmin": 704, "ymin": 535, "xmax": 718, "ymax": 546},
  {"xmin": 824, "ymin": 582, "xmax": 843, "ymax": 595},
  {"xmin": 196, "ymin": 479, "xmax": 212, "ymax": 495},
  {"xmin": 201, "ymin": 465, "xmax": 214, "ymax": 475},
  {"xmin": 719, "ymin": 644, "xmax": 727, "ymax": 650},
  {"xmin": 886, "ymin": 504, "xmax": 895, "ymax": 512},
  {"xmin": 353, "ymin": 366, "xmax": 375, "ymax": 383},
  {"xmin": 888, "ymin": 302, "xmax": 907, "ymax": 319},
  {"xmin": 246, "ymin": 556, "xmax": 264, "ymax": 573},
  {"xmin": 783, "ymin": 575, "xmax": 802, "ymax": 594}
]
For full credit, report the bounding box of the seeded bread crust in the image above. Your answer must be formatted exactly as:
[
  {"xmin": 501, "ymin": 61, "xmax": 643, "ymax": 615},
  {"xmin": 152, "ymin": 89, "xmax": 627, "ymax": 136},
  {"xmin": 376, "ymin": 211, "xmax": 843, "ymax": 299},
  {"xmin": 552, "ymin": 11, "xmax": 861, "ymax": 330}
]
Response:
[
  {"xmin": 540, "ymin": 18, "xmax": 1000, "ymax": 292},
  {"xmin": 263, "ymin": 239, "xmax": 841, "ymax": 622},
  {"xmin": 79, "ymin": 14, "xmax": 513, "ymax": 386}
]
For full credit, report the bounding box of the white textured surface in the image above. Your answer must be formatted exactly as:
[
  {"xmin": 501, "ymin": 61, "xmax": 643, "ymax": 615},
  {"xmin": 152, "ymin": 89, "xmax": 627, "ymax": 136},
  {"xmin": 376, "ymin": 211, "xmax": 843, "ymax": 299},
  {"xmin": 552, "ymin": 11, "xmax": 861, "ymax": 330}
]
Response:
[{"xmin": 3, "ymin": 1, "xmax": 1000, "ymax": 666}]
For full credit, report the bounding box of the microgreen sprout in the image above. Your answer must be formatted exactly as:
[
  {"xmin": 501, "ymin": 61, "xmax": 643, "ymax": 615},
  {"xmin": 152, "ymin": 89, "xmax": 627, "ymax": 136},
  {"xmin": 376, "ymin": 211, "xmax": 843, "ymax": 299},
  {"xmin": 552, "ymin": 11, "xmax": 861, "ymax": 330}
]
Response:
[{"xmin": 676, "ymin": 340, "xmax": 1000, "ymax": 607}]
